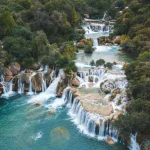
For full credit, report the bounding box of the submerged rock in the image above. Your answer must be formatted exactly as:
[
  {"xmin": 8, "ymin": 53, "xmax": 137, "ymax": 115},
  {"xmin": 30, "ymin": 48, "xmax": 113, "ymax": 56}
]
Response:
[
  {"xmin": 50, "ymin": 126, "xmax": 70, "ymax": 144},
  {"xmin": 106, "ymin": 137, "xmax": 115, "ymax": 145},
  {"xmin": 35, "ymin": 102, "xmax": 41, "ymax": 106}
]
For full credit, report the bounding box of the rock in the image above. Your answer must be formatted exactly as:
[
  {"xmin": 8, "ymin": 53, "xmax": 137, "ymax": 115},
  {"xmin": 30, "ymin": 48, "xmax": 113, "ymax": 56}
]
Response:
[
  {"xmin": 76, "ymin": 42, "xmax": 85, "ymax": 48},
  {"xmin": 50, "ymin": 126, "xmax": 70, "ymax": 144},
  {"xmin": 50, "ymin": 109, "xmax": 55, "ymax": 115},
  {"xmin": 113, "ymin": 111, "xmax": 122, "ymax": 120},
  {"xmin": 4, "ymin": 68, "xmax": 13, "ymax": 76},
  {"xmin": 45, "ymin": 68, "xmax": 52, "ymax": 87},
  {"xmin": 4, "ymin": 68, "xmax": 13, "ymax": 82},
  {"xmin": 71, "ymin": 77, "xmax": 80, "ymax": 87},
  {"xmin": 113, "ymin": 36, "xmax": 121, "ymax": 44},
  {"xmin": 106, "ymin": 137, "xmax": 115, "ymax": 145},
  {"xmin": 31, "ymin": 63, "xmax": 41, "ymax": 70},
  {"xmin": 35, "ymin": 102, "xmax": 41, "ymax": 106},
  {"xmin": 32, "ymin": 72, "xmax": 42, "ymax": 92},
  {"xmin": 9, "ymin": 62, "xmax": 20, "ymax": 75}
]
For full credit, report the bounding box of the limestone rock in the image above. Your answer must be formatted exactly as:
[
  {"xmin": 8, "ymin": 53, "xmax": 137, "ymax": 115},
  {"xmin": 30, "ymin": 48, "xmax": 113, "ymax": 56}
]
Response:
[
  {"xmin": 71, "ymin": 77, "xmax": 80, "ymax": 87},
  {"xmin": 113, "ymin": 36, "xmax": 121, "ymax": 44},
  {"xmin": 4, "ymin": 68, "xmax": 13, "ymax": 82},
  {"xmin": 9, "ymin": 62, "xmax": 20, "ymax": 75},
  {"xmin": 35, "ymin": 102, "xmax": 41, "ymax": 106},
  {"xmin": 106, "ymin": 137, "xmax": 115, "ymax": 145}
]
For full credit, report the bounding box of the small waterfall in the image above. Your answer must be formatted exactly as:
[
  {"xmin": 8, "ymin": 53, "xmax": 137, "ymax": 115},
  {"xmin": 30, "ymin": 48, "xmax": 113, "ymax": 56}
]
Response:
[
  {"xmin": 44, "ymin": 65, "xmax": 48, "ymax": 73},
  {"xmin": 18, "ymin": 78, "xmax": 24, "ymax": 94},
  {"xmin": 129, "ymin": 133, "xmax": 140, "ymax": 150},
  {"xmin": 1, "ymin": 74, "xmax": 4, "ymax": 82},
  {"xmin": 9, "ymin": 79, "xmax": 13, "ymax": 93},
  {"xmin": 93, "ymin": 38, "xmax": 98, "ymax": 47},
  {"xmin": 49, "ymin": 87, "xmax": 69, "ymax": 109},
  {"xmin": 42, "ymin": 73, "xmax": 47, "ymax": 92},
  {"xmin": 28, "ymin": 76, "xmax": 34, "ymax": 95}
]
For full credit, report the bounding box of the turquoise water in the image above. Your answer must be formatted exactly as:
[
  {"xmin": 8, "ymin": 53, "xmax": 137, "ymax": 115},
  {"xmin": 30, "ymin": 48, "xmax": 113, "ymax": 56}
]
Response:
[
  {"xmin": 0, "ymin": 95, "xmax": 127, "ymax": 150},
  {"xmin": 75, "ymin": 46, "xmax": 133, "ymax": 65}
]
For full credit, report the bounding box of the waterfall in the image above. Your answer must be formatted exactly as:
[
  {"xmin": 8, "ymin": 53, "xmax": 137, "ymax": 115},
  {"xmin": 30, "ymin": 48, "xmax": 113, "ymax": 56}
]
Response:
[
  {"xmin": 28, "ymin": 76, "xmax": 61, "ymax": 103},
  {"xmin": 1, "ymin": 74, "xmax": 4, "ymax": 82},
  {"xmin": 66, "ymin": 90, "xmax": 118, "ymax": 141},
  {"xmin": 9, "ymin": 79, "xmax": 13, "ymax": 93},
  {"xmin": 18, "ymin": 78, "xmax": 24, "ymax": 94},
  {"xmin": 93, "ymin": 38, "xmax": 98, "ymax": 47},
  {"xmin": 129, "ymin": 133, "xmax": 140, "ymax": 150},
  {"xmin": 28, "ymin": 76, "xmax": 34, "ymax": 95},
  {"xmin": 48, "ymin": 87, "xmax": 69, "ymax": 109},
  {"xmin": 44, "ymin": 65, "xmax": 49, "ymax": 73},
  {"xmin": 42, "ymin": 73, "xmax": 47, "ymax": 92}
]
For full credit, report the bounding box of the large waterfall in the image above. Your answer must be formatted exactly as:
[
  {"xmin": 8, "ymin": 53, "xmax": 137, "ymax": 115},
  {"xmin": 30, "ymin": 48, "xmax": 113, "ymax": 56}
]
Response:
[{"xmin": 65, "ymin": 90, "xmax": 118, "ymax": 141}]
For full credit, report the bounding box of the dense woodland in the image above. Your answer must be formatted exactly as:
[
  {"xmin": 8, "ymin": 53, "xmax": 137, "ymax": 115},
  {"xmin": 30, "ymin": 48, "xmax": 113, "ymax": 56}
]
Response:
[
  {"xmin": 0, "ymin": 0, "xmax": 150, "ymax": 149},
  {"xmin": 111, "ymin": 0, "xmax": 150, "ymax": 149}
]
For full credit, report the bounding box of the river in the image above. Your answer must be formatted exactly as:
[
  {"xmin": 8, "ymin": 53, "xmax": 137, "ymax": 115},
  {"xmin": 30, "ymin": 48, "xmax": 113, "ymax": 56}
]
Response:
[{"xmin": 0, "ymin": 22, "xmax": 131, "ymax": 150}]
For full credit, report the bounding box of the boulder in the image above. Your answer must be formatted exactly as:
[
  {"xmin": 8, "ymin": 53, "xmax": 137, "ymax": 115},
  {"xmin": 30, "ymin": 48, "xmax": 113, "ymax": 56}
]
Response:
[
  {"xmin": 71, "ymin": 78, "xmax": 80, "ymax": 87},
  {"xmin": 106, "ymin": 137, "xmax": 115, "ymax": 145},
  {"xmin": 50, "ymin": 109, "xmax": 55, "ymax": 115},
  {"xmin": 35, "ymin": 102, "xmax": 41, "ymax": 106},
  {"xmin": 4, "ymin": 68, "xmax": 13, "ymax": 76},
  {"xmin": 9, "ymin": 62, "xmax": 20, "ymax": 75},
  {"xmin": 113, "ymin": 36, "xmax": 121, "ymax": 44},
  {"xmin": 32, "ymin": 72, "xmax": 42, "ymax": 92},
  {"xmin": 4, "ymin": 68, "xmax": 13, "ymax": 82}
]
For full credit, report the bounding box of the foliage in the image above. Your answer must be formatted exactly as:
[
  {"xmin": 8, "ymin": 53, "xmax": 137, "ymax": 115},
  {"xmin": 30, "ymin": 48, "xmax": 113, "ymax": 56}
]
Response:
[{"xmin": 96, "ymin": 59, "xmax": 105, "ymax": 67}]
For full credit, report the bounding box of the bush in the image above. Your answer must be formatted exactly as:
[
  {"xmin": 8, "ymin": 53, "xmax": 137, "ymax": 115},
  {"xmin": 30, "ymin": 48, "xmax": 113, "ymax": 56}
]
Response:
[
  {"xmin": 105, "ymin": 62, "xmax": 113, "ymax": 69},
  {"xmin": 90, "ymin": 60, "xmax": 95, "ymax": 66},
  {"xmin": 96, "ymin": 59, "xmax": 105, "ymax": 66},
  {"xmin": 84, "ymin": 45, "xmax": 94, "ymax": 54}
]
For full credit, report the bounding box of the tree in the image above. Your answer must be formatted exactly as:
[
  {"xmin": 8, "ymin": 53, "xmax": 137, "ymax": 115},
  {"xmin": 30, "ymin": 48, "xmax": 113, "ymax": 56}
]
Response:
[
  {"xmin": 96, "ymin": 59, "xmax": 105, "ymax": 66},
  {"xmin": 0, "ymin": 11, "xmax": 16, "ymax": 35}
]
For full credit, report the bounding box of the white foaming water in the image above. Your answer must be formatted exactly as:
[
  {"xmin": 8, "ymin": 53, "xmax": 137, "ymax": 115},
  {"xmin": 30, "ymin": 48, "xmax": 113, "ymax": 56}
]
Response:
[
  {"xmin": 93, "ymin": 38, "xmax": 98, "ymax": 47},
  {"xmin": 129, "ymin": 133, "xmax": 140, "ymax": 150},
  {"xmin": 18, "ymin": 78, "xmax": 24, "ymax": 94},
  {"xmin": 28, "ymin": 77, "xmax": 60, "ymax": 104},
  {"xmin": 46, "ymin": 87, "xmax": 69, "ymax": 109},
  {"xmin": 27, "ymin": 76, "xmax": 34, "ymax": 95},
  {"xmin": 95, "ymin": 46, "xmax": 111, "ymax": 52},
  {"xmin": 66, "ymin": 91, "xmax": 118, "ymax": 142},
  {"xmin": 34, "ymin": 131, "xmax": 43, "ymax": 140},
  {"xmin": 1, "ymin": 79, "xmax": 16, "ymax": 98},
  {"xmin": 75, "ymin": 62, "xmax": 92, "ymax": 69}
]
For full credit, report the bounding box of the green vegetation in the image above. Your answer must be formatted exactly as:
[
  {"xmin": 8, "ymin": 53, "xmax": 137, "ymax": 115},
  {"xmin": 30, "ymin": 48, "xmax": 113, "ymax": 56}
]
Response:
[{"xmin": 111, "ymin": 0, "xmax": 150, "ymax": 147}]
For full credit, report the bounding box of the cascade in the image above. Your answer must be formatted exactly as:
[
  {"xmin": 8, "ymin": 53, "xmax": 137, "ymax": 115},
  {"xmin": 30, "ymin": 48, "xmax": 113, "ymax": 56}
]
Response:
[
  {"xmin": 129, "ymin": 133, "xmax": 140, "ymax": 150},
  {"xmin": 66, "ymin": 90, "xmax": 118, "ymax": 141},
  {"xmin": 42, "ymin": 72, "xmax": 47, "ymax": 92},
  {"xmin": 18, "ymin": 78, "xmax": 24, "ymax": 94},
  {"xmin": 93, "ymin": 38, "xmax": 98, "ymax": 47},
  {"xmin": 28, "ymin": 69, "xmax": 63, "ymax": 104},
  {"xmin": 49, "ymin": 87, "xmax": 69, "ymax": 109},
  {"xmin": 1, "ymin": 74, "xmax": 4, "ymax": 82},
  {"xmin": 28, "ymin": 76, "xmax": 34, "ymax": 95},
  {"xmin": 9, "ymin": 79, "xmax": 13, "ymax": 93}
]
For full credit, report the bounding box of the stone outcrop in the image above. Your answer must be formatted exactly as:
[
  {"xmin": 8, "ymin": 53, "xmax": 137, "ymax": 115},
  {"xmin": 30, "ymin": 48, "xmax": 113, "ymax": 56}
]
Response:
[
  {"xmin": 4, "ymin": 68, "xmax": 13, "ymax": 82},
  {"xmin": 44, "ymin": 68, "xmax": 52, "ymax": 87},
  {"xmin": 108, "ymin": 88, "xmax": 120, "ymax": 102},
  {"xmin": 71, "ymin": 77, "xmax": 80, "ymax": 87},
  {"xmin": 32, "ymin": 72, "xmax": 42, "ymax": 92},
  {"xmin": 9, "ymin": 62, "xmax": 21, "ymax": 75}
]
